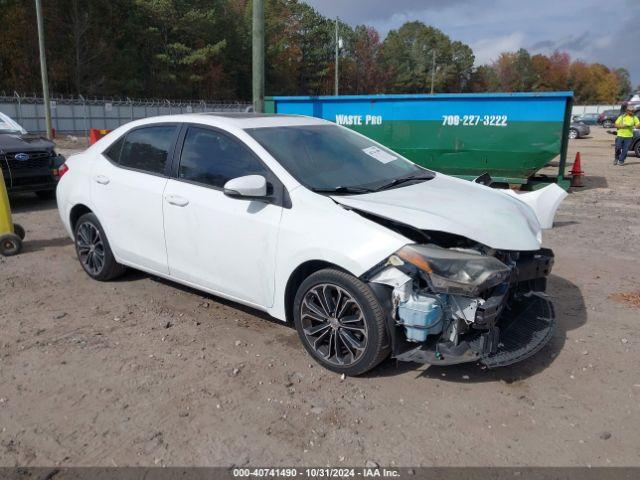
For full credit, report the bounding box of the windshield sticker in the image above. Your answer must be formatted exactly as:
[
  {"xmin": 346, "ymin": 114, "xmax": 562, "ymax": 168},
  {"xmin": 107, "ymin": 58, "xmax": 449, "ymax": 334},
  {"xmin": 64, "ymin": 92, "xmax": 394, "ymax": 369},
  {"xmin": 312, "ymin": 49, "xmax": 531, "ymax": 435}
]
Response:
[
  {"xmin": 0, "ymin": 122, "xmax": 12, "ymax": 129},
  {"xmin": 362, "ymin": 146, "xmax": 397, "ymax": 164}
]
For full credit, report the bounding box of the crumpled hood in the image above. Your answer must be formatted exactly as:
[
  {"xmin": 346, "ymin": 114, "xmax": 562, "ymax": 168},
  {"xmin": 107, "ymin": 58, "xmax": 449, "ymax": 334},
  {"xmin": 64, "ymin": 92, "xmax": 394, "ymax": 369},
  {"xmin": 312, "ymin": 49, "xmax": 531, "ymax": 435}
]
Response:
[
  {"xmin": 0, "ymin": 133, "xmax": 54, "ymax": 153},
  {"xmin": 331, "ymin": 174, "xmax": 543, "ymax": 251}
]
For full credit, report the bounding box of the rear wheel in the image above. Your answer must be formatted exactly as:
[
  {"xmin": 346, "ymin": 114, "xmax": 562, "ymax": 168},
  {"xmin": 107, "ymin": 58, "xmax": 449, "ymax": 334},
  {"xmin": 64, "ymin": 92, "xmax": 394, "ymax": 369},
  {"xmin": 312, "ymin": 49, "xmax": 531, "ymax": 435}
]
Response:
[
  {"xmin": 602, "ymin": 119, "xmax": 614, "ymax": 128},
  {"xmin": 74, "ymin": 213, "xmax": 125, "ymax": 281},
  {"xmin": 0, "ymin": 233, "xmax": 22, "ymax": 256},
  {"xmin": 293, "ymin": 268, "xmax": 389, "ymax": 376}
]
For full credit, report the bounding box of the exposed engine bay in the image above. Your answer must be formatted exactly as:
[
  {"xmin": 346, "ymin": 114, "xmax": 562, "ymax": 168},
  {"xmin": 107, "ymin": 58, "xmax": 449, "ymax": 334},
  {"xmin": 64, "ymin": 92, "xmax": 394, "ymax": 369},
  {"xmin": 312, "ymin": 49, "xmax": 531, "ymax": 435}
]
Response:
[{"xmin": 364, "ymin": 235, "xmax": 555, "ymax": 368}]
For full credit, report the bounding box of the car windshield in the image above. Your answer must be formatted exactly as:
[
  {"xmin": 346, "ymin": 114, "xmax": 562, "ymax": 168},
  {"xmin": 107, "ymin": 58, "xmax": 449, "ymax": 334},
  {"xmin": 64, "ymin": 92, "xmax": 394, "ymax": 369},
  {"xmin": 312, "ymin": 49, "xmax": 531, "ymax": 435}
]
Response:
[
  {"xmin": 0, "ymin": 112, "xmax": 26, "ymax": 134},
  {"xmin": 246, "ymin": 124, "xmax": 431, "ymax": 192}
]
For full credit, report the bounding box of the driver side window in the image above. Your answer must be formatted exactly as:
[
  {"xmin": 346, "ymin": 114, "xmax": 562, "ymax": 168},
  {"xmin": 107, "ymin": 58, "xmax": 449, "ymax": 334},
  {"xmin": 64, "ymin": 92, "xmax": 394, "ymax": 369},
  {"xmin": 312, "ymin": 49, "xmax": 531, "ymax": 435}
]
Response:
[{"xmin": 178, "ymin": 127, "xmax": 269, "ymax": 189}]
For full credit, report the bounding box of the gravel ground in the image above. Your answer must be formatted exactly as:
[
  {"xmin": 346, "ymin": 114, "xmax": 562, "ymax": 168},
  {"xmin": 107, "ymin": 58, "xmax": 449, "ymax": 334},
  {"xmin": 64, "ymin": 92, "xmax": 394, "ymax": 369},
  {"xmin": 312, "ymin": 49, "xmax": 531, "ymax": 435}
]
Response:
[{"xmin": 0, "ymin": 128, "xmax": 639, "ymax": 467}]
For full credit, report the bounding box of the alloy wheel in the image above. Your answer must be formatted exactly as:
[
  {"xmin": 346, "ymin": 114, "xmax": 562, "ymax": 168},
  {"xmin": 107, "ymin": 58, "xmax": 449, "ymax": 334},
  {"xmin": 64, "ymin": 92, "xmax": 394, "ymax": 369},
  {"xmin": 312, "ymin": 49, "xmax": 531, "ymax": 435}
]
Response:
[
  {"xmin": 300, "ymin": 283, "xmax": 368, "ymax": 366},
  {"xmin": 76, "ymin": 222, "xmax": 106, "ymax": 275}
]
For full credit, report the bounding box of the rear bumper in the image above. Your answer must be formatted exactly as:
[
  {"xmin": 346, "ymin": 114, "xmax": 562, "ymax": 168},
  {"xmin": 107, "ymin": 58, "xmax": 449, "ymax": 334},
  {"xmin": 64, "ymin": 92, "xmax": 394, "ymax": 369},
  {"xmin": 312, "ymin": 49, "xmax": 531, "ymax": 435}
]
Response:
[
  {"xmin": 395, "ymin": 294, "xmax": 555, "ymax": 368},
  {"xmin": 4, "ymin": 176, "xmax": 58, "ymax": 193},
  {"xmin": 6, "ymin": 180, "xmax": 58, "ymax": 193}
]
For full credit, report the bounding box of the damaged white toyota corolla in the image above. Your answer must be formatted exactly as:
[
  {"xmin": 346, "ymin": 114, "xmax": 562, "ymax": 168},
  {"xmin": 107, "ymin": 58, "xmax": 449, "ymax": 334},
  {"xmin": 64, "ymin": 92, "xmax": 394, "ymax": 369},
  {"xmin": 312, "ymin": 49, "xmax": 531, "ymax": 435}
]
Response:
[{"xmin": 56, "ymin": 113, "xmax": 567, "ymax": 375}]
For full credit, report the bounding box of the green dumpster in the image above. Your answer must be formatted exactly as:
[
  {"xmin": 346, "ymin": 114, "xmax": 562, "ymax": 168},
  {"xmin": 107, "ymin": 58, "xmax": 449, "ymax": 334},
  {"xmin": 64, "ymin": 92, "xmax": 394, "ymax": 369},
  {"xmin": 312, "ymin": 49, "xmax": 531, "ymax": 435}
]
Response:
[{"xmin": 265, "ymin": 92, "xmax": 574, "ymax": 189}]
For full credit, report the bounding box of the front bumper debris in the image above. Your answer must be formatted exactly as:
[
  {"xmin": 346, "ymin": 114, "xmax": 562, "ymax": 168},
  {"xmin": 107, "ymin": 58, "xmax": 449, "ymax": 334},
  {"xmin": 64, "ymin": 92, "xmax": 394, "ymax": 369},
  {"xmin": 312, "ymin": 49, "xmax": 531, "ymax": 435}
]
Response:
[
  {"xmin": 395, "ymin": 294, "xmax": 554, "ymax": 368},
  {"xmin": 367, "ymin": 246, "xmax": 556, "ymax": 369}
]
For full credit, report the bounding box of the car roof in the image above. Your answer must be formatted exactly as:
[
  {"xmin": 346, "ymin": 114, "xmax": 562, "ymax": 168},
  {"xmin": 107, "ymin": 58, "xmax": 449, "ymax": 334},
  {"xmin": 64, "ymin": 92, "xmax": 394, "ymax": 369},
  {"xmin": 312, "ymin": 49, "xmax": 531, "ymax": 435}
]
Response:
[{"xmin": 128, "ymin": 112, "xmax": 331, "ymax": 130}]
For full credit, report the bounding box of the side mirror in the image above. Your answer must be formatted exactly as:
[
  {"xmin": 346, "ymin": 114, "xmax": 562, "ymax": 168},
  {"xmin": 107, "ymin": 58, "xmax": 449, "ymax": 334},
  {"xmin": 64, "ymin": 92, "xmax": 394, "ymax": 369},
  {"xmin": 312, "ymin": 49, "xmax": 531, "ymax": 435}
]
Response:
[{"xmin": 223, "ymin": 175, "xmax": 269, "ymax": 200}]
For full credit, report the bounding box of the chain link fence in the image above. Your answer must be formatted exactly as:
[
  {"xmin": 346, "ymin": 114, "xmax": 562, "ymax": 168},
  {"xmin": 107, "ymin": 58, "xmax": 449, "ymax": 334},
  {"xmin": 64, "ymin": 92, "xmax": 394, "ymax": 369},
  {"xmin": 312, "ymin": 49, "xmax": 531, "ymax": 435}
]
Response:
[{"xmin": 0, "ymin": 92, "xmax": 253, "ymax": 137}]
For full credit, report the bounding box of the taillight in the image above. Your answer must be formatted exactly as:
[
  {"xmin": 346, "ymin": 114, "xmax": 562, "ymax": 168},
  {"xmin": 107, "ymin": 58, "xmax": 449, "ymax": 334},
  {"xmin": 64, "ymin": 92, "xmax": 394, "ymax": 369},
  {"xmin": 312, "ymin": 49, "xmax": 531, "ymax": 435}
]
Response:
[{"xmin": 56, "ymin": 163, "xmax": 69, "ymax": 178}]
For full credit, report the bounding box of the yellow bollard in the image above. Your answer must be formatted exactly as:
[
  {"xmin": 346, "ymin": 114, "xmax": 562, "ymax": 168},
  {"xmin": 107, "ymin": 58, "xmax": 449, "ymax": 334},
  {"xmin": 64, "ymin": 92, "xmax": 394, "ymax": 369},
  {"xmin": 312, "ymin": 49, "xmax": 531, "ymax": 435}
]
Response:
[{"xmin": 0, "ymin": 169, "xmax": 24, "ymax": 256}]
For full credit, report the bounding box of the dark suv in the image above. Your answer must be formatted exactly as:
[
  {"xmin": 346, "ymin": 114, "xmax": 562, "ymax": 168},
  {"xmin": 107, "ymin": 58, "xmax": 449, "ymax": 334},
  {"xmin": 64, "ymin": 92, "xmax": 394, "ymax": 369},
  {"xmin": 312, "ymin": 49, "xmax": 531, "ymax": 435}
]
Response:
[
  {"xmin": 631, "ymin": 129, "xmax": 640, "ymax": 158},
  {"xmin": 598, "ymin": 109, "xmax": 621, "ymax": 128},
  {"xmin": 0, "ymin": 112, "xmax": 65, "ymax": 198}
]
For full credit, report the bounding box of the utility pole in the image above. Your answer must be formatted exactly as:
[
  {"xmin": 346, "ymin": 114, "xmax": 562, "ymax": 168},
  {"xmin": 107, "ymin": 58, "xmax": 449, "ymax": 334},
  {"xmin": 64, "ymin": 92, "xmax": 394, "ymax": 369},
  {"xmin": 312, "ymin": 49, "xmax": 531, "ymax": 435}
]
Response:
[
  {"xmin": 430, "ymin": 50, "xmax": 436, "ymax": 94},
  {"xmin": 334, "ymin": 17, "xmax": 339, "ymax": 96},
  {"xmin": 252, "ymin": 0, "xmax": 264, "ymax": 113},
  {"xmin": 35, "ymin": 0, "xmax": 52, "ymax": 138}
]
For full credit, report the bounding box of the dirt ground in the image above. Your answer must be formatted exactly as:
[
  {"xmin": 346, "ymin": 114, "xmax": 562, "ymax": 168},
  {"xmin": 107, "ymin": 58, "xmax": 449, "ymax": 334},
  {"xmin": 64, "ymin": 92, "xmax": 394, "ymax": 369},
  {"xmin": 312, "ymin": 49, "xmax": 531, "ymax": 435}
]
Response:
[{"xmin": 1, "ymin": 128, "xmax": 639, "ymax": 467}]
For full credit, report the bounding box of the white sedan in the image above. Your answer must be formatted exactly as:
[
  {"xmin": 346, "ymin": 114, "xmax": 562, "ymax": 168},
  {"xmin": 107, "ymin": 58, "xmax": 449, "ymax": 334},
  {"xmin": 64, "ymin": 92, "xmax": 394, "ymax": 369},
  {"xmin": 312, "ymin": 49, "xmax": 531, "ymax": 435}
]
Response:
[{"xmin": 56, "ymin": 113, "xmax": 566, "ymax": 375}]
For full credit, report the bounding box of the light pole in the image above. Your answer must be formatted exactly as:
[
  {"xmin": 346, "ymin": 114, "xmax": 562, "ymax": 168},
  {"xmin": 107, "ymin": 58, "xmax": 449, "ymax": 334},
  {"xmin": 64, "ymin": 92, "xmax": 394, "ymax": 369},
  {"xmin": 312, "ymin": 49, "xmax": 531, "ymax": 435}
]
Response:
[
  {"xmin": 334, "ymin": 17, "xmax": 339, "ymax": 96},
  {"xmin": 252, "ymin": 0, "xmax": 265, "ymax": 113},
  {"xmin": 430, "ymin": 50, "xmax": 436, "ymax": 94},
  {"xmin": 35, "ymin": 0, "xmax": 52, "ymax": 138}
]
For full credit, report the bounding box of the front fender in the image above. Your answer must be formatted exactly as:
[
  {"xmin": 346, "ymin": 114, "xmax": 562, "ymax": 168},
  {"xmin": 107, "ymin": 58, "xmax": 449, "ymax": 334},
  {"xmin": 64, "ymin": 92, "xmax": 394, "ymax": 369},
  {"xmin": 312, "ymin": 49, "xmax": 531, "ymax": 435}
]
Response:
[{"xmin": 501, "ymin": 184, "xmax": 567, "ymax": 230}]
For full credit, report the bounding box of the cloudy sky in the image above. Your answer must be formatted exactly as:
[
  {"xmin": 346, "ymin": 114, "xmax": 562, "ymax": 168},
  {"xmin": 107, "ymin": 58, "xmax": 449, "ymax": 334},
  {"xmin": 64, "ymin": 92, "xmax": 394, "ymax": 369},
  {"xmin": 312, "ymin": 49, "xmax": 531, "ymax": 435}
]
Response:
[{"xmin": 303, "ymin": 0, "xmax": 640, "ymax": 88}]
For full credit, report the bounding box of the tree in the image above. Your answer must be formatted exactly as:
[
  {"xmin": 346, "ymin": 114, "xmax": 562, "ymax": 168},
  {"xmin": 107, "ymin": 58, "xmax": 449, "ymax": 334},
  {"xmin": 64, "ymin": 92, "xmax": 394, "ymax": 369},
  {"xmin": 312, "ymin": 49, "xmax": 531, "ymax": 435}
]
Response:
[
  {"xmin": 614, "ymin": 68, "xmax": 632, "ymax": 100},
  {"xmin": 532, "ymin": 51, "xmax": 569, "ymax": 91},
  {"xmin": 347, "ymin": 26, "xmax": 386, "ymax": 94},
  {"xmin": 381, "ymin": 21, "xmax": 473, "ymax": 93},
  {"xmin": 441, "ymin": 41, "xmax": 475, "ymax": 92},
  {"xmin": 493, "ymin": 49, "xmax": 535, "ymax": 91},
  {"xmin": 134, "ymin": 0, "xmax": 230, "ymax": 98},
  {"xmin": 591, "ymin": 64, "xmax": 619, "ymax": 103},
  {"xmin": 468, "ymin": 65, "xmax": 499, "ymax": 92},
  {"xmin": 0, "ymin": 1, "xmax": 635, "ymax": 101}
]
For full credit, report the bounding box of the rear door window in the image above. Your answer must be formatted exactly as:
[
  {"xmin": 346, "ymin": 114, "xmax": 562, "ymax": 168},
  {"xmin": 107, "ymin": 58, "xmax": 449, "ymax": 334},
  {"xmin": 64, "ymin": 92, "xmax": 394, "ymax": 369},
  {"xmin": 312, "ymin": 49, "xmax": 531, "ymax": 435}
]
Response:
[{"xmin": 118, "ymin": 125, "xmax": 177, "ymax": 175}]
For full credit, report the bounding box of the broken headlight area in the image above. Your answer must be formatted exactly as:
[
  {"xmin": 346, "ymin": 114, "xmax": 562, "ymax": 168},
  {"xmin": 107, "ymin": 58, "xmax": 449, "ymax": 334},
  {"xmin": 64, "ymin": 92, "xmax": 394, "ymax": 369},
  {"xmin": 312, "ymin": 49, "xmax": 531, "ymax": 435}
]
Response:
[{"xmin": 365, "ymin": 244, "xmax": 555, "ymax": 368}]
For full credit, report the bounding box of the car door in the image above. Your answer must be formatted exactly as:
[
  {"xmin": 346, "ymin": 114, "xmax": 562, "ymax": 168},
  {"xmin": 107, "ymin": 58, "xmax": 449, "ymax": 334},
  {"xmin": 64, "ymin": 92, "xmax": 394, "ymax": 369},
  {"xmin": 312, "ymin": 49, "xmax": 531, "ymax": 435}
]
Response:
[
  {"xmin": 163, "ymin": 125, "xmax": 284, "ymax": 308},
  {"xmin": 91, "ymin": 124, "xmax": 179, "ymax": 274}
]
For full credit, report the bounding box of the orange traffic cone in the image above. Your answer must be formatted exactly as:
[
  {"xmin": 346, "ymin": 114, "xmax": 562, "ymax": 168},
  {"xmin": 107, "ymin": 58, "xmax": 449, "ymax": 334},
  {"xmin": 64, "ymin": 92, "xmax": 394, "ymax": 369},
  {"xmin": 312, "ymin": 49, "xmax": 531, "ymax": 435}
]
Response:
[
  {"xmin": 89, "ymin": 128, "xmax": 100, "ymax": 145},
  {"xmin": 570, "ymin": 152, "xmax": 584, "ymax": 187},
  {"xmin": 88, "ymin": 128, "xmax": 111, "ymax": 145}
]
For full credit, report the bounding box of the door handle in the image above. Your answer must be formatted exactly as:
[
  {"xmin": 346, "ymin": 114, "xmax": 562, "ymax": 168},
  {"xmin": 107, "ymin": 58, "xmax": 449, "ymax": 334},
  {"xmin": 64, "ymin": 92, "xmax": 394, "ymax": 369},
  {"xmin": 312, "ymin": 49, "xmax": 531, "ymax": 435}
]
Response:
[
  {"xmin": 94, "ymin": 175, "xmax": 110, "ymax": 185},
  {"xmin": 165, "ymin": 195, "xmax": 189, "ymax": 207}
]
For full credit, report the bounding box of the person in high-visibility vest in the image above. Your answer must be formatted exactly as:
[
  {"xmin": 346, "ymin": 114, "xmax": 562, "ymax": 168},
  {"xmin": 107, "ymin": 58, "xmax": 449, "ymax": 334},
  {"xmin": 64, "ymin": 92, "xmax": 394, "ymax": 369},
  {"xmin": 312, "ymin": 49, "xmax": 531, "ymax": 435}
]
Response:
[{"xmin": 613, "ymin": 104, "xmax": 640, "ymax": 166}]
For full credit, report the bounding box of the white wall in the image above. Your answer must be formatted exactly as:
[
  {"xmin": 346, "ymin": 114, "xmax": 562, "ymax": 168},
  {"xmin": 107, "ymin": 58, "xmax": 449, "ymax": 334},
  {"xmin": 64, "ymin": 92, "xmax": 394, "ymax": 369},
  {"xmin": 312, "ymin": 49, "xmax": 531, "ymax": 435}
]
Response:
[{"xmin": 572, "ymin": 104, "xmax": 619, "ymax": 116}]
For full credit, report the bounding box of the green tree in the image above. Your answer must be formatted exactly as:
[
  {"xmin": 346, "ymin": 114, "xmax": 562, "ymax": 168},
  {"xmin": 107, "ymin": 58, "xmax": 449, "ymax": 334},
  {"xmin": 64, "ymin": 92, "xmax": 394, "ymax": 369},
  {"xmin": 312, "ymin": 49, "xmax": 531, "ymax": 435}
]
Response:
[
  {"xmin": 134, "ymin": 0, "xmax": 230, "ymax": 98},
  {"xmin": 614, "ymin": 68, "xmax": 632, "ymax": 100},
  {"xmin": 493, "ymin": 48, "xmax": 535, "ymax": 91},
  {"xmin": 381, "ymin": 21, "xmax": 473, "ymax": 93},
  {"xmin": 468, "ymin": 65, "xmax": 499, "ymax": 92}
]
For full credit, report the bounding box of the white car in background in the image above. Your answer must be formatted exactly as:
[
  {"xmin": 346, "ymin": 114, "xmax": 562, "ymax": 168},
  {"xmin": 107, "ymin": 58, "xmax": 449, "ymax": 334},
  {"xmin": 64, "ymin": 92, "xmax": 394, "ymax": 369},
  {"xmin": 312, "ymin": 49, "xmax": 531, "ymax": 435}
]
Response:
[{"xmin": 56, "ymin": 113, "xmax": 566, "ymax": 375}]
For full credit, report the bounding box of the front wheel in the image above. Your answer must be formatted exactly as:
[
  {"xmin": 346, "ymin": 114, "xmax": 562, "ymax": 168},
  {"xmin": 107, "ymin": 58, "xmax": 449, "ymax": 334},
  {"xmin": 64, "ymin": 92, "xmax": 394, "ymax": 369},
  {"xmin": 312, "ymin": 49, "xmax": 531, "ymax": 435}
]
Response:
[
  {"xmin": 634, "ymin": 142, "xmax": 640, "ymax": 158},
  {"xmin": 74, "ymin": 212, "xmax": 126, "ymax": 281},
  {"xmin": 602, "ymin": 120, "xmax": 614, "ymax": 128},
  {"xmin": 293, "ymin": 268, "xmax": 389, "ymax": 376},
  {"xmin": 568, "ymin": 128, "xmax": 579, "ymax": 139}
]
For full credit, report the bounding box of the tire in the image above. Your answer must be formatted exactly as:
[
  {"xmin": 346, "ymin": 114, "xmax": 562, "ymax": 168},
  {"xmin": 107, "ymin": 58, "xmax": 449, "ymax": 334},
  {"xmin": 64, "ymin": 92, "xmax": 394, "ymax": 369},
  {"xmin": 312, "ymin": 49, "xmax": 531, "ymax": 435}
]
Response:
[
  {"xmin": 0, "ymin": 233, "xmax": 22, "ymax": 256},
  {"xmin": 568, "ymin": 128, "xmax": 579, "ymax": 139},
  {"xmin": 13, "ymin": 223, "xmax": 25, "ymax": 240},
  {"xmin": 293, "ymin": 268, "xmax": 389, "ymax": 376},
  {"xmin": 35, "ymin": 190, "xmax": 56, "ymax": 200},
  {"xmin": 602, "ymin": 119, "xmax": 614, "ymax": 128},
  {"xmin": 74, "ymin": 212, "xmax": 126, "ymax": 281},
  {"xmin": 634, "ymin": 141, "xmax": 640, "ymax": 158}
]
